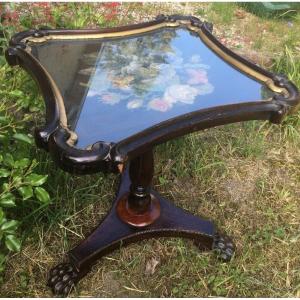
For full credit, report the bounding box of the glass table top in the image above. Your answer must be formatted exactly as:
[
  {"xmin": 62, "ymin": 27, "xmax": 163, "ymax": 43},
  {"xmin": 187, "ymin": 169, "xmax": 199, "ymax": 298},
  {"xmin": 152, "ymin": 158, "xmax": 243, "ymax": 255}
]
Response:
[{"xmin": 29, "ymin": 27, "xmax": 274, "ymax": 148}]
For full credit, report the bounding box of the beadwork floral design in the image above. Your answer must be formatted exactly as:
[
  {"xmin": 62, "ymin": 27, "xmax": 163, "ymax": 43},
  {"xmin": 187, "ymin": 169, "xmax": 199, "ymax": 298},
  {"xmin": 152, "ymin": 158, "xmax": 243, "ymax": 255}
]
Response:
[
  {"xmin": 85, "ymin": 29, "xmax": 214, "ymax": 112},
  {"xmin": 127, "ymin": 99, "xmax": 143, "ymax": 109},
  {"xmin": 148, "ymin": 98, "xmax": 171, "ymax": 112}
]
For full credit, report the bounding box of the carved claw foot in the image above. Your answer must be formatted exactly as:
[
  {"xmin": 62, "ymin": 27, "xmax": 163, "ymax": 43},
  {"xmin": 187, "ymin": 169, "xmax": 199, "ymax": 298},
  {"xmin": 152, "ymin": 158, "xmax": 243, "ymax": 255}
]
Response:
[
  {"xmin": 47, "ymin": 263, "xmax": 79, "ymax": 296},
  {"xmin": 212, "ymin": 233, "xmax": 235, "ymax": 262}
]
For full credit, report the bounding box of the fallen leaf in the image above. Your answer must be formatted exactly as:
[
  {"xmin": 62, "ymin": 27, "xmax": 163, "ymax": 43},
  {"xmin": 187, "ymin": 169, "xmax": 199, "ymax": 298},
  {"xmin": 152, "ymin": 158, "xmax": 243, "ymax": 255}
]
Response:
[
  {"xmin": 234, "ymin": 9, "xmax": 246, "ymax": 19},
  {"xmin": 145, "ymin": 257, "xmax": 160, "ymax": 275}
]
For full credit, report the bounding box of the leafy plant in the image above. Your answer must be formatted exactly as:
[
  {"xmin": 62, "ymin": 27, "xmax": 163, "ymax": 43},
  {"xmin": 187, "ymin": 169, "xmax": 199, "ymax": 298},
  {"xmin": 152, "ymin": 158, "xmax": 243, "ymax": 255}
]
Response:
[
  {"xmin": 0, "ymin": 1, "xmax": 122, "ymax": 285},
  {"xmin": 0, "ymin": 59, "xmax": 51, "ymax": 280},
  {"xmin": 240, "ymin": 2, "xmax": 300, "ymax": 19}
]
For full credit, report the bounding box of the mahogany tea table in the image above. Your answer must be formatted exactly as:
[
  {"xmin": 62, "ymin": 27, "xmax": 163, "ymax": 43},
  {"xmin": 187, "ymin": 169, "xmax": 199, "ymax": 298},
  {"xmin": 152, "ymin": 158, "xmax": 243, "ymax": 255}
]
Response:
[{"xmin": 5, "ymin": 15, "xmax": 299, "ymax": 295}]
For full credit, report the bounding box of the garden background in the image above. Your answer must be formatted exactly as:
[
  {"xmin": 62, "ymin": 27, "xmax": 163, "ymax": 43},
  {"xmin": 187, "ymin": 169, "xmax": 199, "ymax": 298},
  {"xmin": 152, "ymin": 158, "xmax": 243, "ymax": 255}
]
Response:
[{"xmin": 0, "ymin": 2, "xmax": 299, "ymax": 297}]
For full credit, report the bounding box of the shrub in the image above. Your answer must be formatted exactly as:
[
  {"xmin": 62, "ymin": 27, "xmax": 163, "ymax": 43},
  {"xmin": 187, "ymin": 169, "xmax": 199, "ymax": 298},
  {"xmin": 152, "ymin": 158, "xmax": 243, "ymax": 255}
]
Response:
[{"xmin": 0, "ymin": 11, "xmax": 51, "ymax": 281}]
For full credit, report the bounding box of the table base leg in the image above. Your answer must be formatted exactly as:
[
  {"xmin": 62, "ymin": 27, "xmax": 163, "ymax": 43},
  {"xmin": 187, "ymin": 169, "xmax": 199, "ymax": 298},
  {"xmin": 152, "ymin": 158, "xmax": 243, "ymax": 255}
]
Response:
[{"xmin": 47, "ymin": 166, "xmax": 234, "ymax": 296}]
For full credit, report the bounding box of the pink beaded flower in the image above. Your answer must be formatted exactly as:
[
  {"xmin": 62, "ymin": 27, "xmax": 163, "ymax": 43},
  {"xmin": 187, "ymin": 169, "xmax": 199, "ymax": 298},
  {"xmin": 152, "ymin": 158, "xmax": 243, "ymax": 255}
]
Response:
[
  {"xmin": 186, "ymin": 69, "xmax": 208, "ymax": 85},
  {"xmin": 148, "ymin": 98, "xmax": 171, "ymax": 112}
]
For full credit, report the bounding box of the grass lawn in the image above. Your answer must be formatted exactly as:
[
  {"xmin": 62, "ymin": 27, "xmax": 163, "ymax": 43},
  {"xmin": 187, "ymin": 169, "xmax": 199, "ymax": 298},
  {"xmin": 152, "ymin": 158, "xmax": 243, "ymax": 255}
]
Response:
[{"xmin": 1, "ymin": 2, "xmax": 300, "ymax": 297}]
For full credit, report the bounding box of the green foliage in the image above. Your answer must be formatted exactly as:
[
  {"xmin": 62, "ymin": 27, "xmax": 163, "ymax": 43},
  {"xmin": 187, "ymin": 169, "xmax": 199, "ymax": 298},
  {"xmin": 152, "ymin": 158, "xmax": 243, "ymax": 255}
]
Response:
[
  {"xmin": 0, "ymin": 60, "xmax": 51, "ymax": 280},
  {"xmin": 273, "ymin": 46, "xmax": 300, "ymax": 86},
  {"xmin": 240, "ymin": 2, "xmax": 300, "ymax": 19}
]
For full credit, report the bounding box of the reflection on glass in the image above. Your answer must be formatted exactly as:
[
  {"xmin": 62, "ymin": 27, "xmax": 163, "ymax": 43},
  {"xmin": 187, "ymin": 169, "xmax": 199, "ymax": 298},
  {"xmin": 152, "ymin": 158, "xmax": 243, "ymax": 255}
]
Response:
[
  {"xmin": 30, "ymin": 27, "xmax": 274, "ymax": 148},
  {"xmin": 86, "ymin": 29, "xmax": 214, "ymax": 113}
]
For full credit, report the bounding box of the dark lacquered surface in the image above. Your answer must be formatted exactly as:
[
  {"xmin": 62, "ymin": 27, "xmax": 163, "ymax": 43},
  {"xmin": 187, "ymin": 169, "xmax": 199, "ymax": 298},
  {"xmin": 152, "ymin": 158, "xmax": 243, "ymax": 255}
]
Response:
[{"xmin": 30, "ymin": 27, "xmax": 274, "ymax": 148}]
